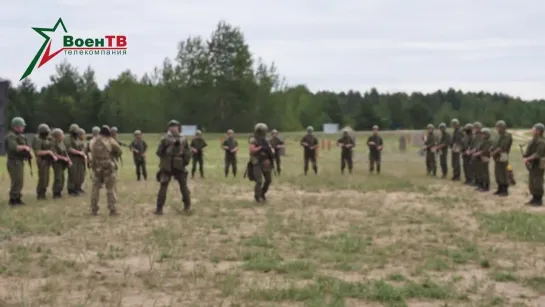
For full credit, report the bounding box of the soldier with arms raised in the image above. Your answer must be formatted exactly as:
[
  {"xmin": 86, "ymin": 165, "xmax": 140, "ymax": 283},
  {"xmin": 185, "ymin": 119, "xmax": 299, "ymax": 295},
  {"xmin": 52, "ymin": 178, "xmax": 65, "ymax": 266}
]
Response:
[
  {"xmin": 522, "ymin": 123, "xmax": 545, "ymax": 206},
  {"xmin": 32, "ymin": 123, "xmax": 56, "ymax": 199},
  {"xmin": 5, "ymin": 117, "xmax": 32, "ymax": 206},
  {"xmin": 248, "ymin": 123, "xmax": 274, "ymax": 202},
  {"xmin": 300, "ymin": 126, "xmax": 319, "ymax": 175}
]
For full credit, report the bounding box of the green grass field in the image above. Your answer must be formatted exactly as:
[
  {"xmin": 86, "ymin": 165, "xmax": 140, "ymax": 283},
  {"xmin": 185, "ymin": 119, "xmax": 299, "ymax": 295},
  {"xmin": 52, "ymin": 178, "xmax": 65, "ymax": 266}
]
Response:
[{"xmin": 0, "ymin": 130, "xmax": 544, "ymax": 307}]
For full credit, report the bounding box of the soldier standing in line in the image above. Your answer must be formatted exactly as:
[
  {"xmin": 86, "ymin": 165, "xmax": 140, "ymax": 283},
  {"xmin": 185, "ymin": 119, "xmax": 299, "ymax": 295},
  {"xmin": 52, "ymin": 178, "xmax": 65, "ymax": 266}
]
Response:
[
  {"xmin": 190, "ymin": 130, "xmax": 207, "ymax": 179},
  {"xmin": 461, "ymin": 123, "xmax": 474, "ymax": 185},
  {"xmin": 300, "ymin": 126, "xmax": 319, "ymax": 175},
  {"xmin": 337, "ymin": 128, "xmax": 355, "ymax": 174},
  {"xmin": 222, "ymin": 129, "xmax": 239, "ymax": 177},
  {"xmin": 65, "ymin": 123, "xmax": 86, "ymax": 196},
  {"xmin": 248, "ymin": 123, "xmax": 274, "ymax": 202},
  {"xmin": 155, "ymin": 120, "xmax": 192, "ymax": 215},
  {"xmin": 434, "ymin": 123, "xmax": 451, "ymax": 179},
  {"xmin": 473, "ymin": 128, "xmax": 492, "ymax": 191},
  {"xmin": 367, "ymin": 125, "xmax": 384, "ymax": 174},
  {"xmin": 85, "ymin": 126, "xmax": 101, "ymax": 169},
  {"xmin": 424, "ymin": 124, "xmax": 437, "ymax": 176},
  {"xmin": 522, "ymin": 123, "xmax": 545, "ymax": 206},
  {"xmin": 78, "ymin": 128, "xmax": 88, "ymax": 191},
  {"xmin": 450, "ymin": 119, "xmax": 464, "ymax": 181},
  {"xmin": 469, "ymin": 122, "xmax": 483, "ymax": 187},
  {"xmin": 129, "ymin": 130, "xmax": 148, "ymax": 181},
  {"xmin": 32, "ymin": 123, "xmax": 57, "ymax": 200},
  {"xmin": 269, "ymin": 129, "xmax": 284, "ymax": 175},
  {"xmin": 491, "ymin": 120, "xmax": 512, "ymax": 196},
  {"xmin": 51, "ymin": 128, "xmax": 72, "ymax": 199},
  {"xmin": 89, "ymin": 125, "xmax": 122, "ymax": 216},
  {"xmin": 5, "ymin": 117, "xmax": 31, "ymax": 206}
]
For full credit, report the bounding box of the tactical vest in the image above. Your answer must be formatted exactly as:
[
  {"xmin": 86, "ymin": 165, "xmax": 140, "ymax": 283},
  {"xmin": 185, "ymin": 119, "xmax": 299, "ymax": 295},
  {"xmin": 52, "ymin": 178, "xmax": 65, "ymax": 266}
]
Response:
[{"xmin": 91, "ymin": 137, "xmax": 114, "ymax": 169}]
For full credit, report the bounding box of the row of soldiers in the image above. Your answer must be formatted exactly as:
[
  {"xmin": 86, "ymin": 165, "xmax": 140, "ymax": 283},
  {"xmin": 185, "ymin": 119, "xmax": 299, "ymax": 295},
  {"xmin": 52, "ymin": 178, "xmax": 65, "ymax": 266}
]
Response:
[{"xmin": 423, "ymin": 119, "xmax": 545, "ymax": 206}]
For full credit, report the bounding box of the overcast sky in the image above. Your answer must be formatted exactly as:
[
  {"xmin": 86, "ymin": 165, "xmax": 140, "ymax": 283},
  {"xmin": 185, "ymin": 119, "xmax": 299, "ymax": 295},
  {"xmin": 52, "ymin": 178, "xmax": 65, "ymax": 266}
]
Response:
[{"xmin": 1, "ymin": 0, "xmax": 544, "ymax": 99}]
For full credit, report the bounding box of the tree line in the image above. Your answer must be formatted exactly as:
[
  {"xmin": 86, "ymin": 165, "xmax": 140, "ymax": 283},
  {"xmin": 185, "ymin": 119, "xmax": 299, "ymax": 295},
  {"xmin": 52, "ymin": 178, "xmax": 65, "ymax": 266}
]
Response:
[{"xmin": 3, "ymin": 21, "xmax": 545, "ymax": 133}]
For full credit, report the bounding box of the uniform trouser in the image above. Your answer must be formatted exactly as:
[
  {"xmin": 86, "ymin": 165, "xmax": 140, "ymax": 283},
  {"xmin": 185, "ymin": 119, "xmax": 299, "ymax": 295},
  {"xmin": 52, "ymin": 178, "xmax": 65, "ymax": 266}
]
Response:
[
  {"xmin": 462, "ymin": 154, "xmax": 472, "ymax": 182},
  {"xmin": 274, "ymin": 152, "xmax": 281, "ymax": 174},
  {"xmin": 481, "ymin": 161, "xmax": 490, "ymax": 186},
  {"xmin": 52, "ymin": 163, "xmax": 66, "ymax": 194},
  {"xmin": 341, "ymin": 152, "xmax": 353, "ymax": 173},
  {"xmin": 439, "ymin": 151, "xmax": 448, "ymax": 176},
  {"xmin": 369, "ymin": 153, "xmax": 381, "ymax": 173},
  {"xmin": 225, "ymin": 155, "xmax": 237, "ymax": 176},
  {"xmin": 425, "ymin": 151, "xmax": 436, "ymax": 175},
  {"xmin": 91, "ymin": 167, "xmax": 117, "ymax": 213},
  {"xmin": 157, "ymin": 170, "xmax": 191, "ymax": 209},
  {"xmin": 68, "ymin": 157, "xmax": 85, "ymax": 192},
  {"xmin": 304, "ymin": 152, "xmax": 317, "ymax": 173},
  {"xmin": 253, "ymin": 164, "xmax": 272, "ymax": 198},
  {"xmin": 529, "ymin": 168, "xmax": 544, "ymax": 196},
  {"xmin": 494, "ymin": 161, "xmax": 508, "ymax": 185},
  {"xmin": 7, "ymin": 159, "xmax": 24, "ymax": 199},
  {"xmin": 37, "ymin": 161, "xmax": 51, "ymax": 195},
  {"xmin": 473, "ymin": 160, "xmax": 482, "ymax": 183},
  {"xmin": 134, "ymin": 158, "xmax": 147, "ymax": 180},
  {"xmin": 451, "ymin": 152, "xmax": 461, "ymax": 178},
  {"xmin": 191, "ymin": 154, "xmax": 204, "ymax": 177}
]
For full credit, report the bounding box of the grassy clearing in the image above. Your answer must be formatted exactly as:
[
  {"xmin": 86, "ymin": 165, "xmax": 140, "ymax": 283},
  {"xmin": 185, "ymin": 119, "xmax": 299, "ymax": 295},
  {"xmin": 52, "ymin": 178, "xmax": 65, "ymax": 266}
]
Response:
[{"xmin": 0, "ymin": 130, "xmax": 544, "ymax": 306}]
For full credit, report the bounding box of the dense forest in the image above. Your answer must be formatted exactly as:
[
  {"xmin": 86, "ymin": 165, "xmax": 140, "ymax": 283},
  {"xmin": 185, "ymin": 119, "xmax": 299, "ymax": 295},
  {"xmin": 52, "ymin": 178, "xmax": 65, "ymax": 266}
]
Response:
[{"xmin": 3, "ymin": 21, "xmax": 545, "ymax": 133}]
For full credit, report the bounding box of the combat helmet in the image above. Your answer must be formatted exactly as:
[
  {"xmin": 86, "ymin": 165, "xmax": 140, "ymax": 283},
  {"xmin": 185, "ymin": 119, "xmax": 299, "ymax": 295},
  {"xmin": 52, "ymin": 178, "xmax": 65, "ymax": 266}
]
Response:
[
  {"xmin": 254, "ymin": 123, "xmax": 268, "ymax": 136},
  {"xmin": 451, "ymin": 118, "xmax": 459, "ymax": 125},
  {"xmin": 473, "ymin": 121, "xmax": 482, "ymax": 129},
  {"xmin": 533, "ymin": 123, "xmax": 545, "ymax": 132},
  {"xmin": 69, "ymin": 123, "xmax": 79, "ymax": 133},
  {"xmin": 481, "ymin": 128, "xmax": 491, "ymax": 137},
  {"xmin": 92, "ymin": 126, "xmax": 100, "ymax": 135},
  {"xmin": 11, "ymin": 117, "xmax": 26, "ymax": 127},
  {"xmin": 372, "ymin": 125, "xmax": 379, "ymax": 130},
  {"xmin": 167, "ymin": 120, "xmax": 180, "ymax": 127},
  {"xmin": 439, "ymin": 123, "xmax": 447, "ymax": 129},
  {"xmin": 306, "ymin": 126, "xmax": 314, "ymax": 132},
  {"xmin": 464, "ymin": 123, "xmax": 473, "ymax": 130},
  {"xmin": 495, "ymin": 120, "xmax": 506, "ymax": 128},
  {"xmin": 37, "ymin": 123, "xmax": 50, "ymax": 134},
  {"xmin": 51, "ymin": 128, "xmax": 64, "ymax": 138},
  {"xmin": 79, "ymin": 128, "xmax": 86, "ymax": 135},
  {"xmin": 134, "ymin": 130, "xmax": 142, "ymax": 135},
  {"xmin": 111, "ymin": 126, "xmax": 118, "ymax": 133},
  {"xmin": 426, "ymin": 124, "xmax": 434, "ymax": 129}
]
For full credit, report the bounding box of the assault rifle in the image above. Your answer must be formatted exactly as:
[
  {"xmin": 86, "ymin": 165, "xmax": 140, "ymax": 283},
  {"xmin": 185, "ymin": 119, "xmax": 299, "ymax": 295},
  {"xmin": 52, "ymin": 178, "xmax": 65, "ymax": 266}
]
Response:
[
  {"xmin": 23, "ymin": 151, "xmax": 33, "ymax": 177},
  {"xmin": 519, "ymin": 143, "xmax": 531, "ymax": 171}
]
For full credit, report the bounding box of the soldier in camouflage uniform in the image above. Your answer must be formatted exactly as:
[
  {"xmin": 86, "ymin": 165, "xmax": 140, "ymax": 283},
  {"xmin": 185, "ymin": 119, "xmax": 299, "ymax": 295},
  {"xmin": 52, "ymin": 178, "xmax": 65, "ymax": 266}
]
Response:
[
  {"xmin": 65, "ymin": 123, "xmax": 86, "ymax": 195},
  {"xmin": 85, "ymin": 126, "xmax": 100, "ymax": 168},
  {"xmin": 32, "ymin": 123, "xmax": 56, "ymax": 199},
  {"xmin": 337, "ymin": 128, "xmax": 355, "ymax": 174},
  {"xmin": 89, "ymin": 125, "xmax": 122, "ymax": 215},
  {"xmin": 129, "ymin": 130, "xmax": 148, "ymax": 181},
  {"xmin": 461, "ymin": 123, "xmax": 474, "ymax": 184},
  {"xmin": 450, "ymin": 119, "xmax": 464, "ymax": 181},
  {"xmin": 51, "ymin": 129, "xmax": 72, "ymax": 198},
  {"xmin": 155, "ymin": 120, "xmax": 192, "ymax": 215},
  {"xmin": 491, "ymin": 120, "xmax": 512, "ymax": 196},
  {"xmin": 522, "ymin": 123, "xmax": 545, "ymax": 206},
  {"xmin": 78, "ymin": 128, "xmax": 88, "ymax": 187},
  {"xmin": 434, "ymin": 123, "xmax": 451, "ymax": 178},
  {"xmin": 473, "ymin": 128, "xmax": 492, "ymax": 191},
  {"xmin": 424, "ymin": 124, "xmax": 437, "ymax": 176},
  {"xmin": 269, "ymin": 129, "xmax": 284, "ymax": 175},
  {"xmin": 469, "ymin": 122, "xmax": 483, "ymax": 187},
  {"xmin": 5, "ymin": 117, "xmax": 32, "ymax": 206},
  {"xmin": 300, "ymin": 126, "xmax": 319, "ymax": 175},
  {"xmin": 222, "ymin": 129, "xmax": 239, "ymax": 177},
  {"xmin": 190, "ymin": 130, "xmax": 207, "ymax": 179},
  {"xmin": 249, "ymin": 123, "xmax": 274, "ymax": 202},
  {"xmin": 367, "ymin": 125, "xmax": 383, "ymax": 174}
]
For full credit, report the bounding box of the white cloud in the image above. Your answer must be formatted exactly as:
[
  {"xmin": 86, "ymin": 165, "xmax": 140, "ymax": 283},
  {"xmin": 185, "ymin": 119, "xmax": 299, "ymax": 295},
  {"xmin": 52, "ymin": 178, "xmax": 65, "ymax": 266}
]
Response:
[{"xmin": 1, "ymin": 0, "xmax": 544, "ymax": 99}]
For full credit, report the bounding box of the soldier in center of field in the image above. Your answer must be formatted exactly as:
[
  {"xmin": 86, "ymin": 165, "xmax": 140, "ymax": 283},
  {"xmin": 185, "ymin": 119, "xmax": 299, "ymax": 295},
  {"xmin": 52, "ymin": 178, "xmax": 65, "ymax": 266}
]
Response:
[
  {"xmin": 424, "ymin": 124, "xmax": 437, "ymax": 176},
  {"xmin": 367, "ymin": 125, "xmax": 383, "ymax": 174},
  {"xmin": 300, "ymin": 126, "xmax": 319, "ymax": 175},
  {"xmin": 522, "ymin": 123, "xmax": 545, "ymax": 206},
  {"xmin": 337, "ymin": 128, "xmax": 355, "ymax": 174},
  {"xmin": 491, "ymin": 120, "xmax": 512, "ymax": 196},
  {"xmin": 129, "ymin": 130, "xmax": 148, "ymax": 181},
  {"xmin": 51, "ymin": 128, "xmax": 72, "ymax": 198},
  {"xmin": 434, "ymin": 123, "xmax": 451, "ymax": 178},
  {"xmin": 450, "ymin": 119, "xmax": 464, "ymax": 181},
  {"xmin": 222, "ymin": 129, "xmax": 239, "ymax": 177},
  {"xmin": 269, "ymin": 129, "xmax": 284, "ymax": 175},
  {"xmin": 190, "ymin": 130, "xmax": 207, "ymax": 179},
  {"xmin": 248, "ymin": 123, "xmax": 274, "ymax": 202},
  {"xmin": 65, "ymin": 123, "xmax": 87, "ymax": 195},
  {"xmin": 155, "ymin": 120, "xmax": 192, "ymax": 215},
  {"xmin": 461, "ymin": 123, "xmax": 474, "ymax": 185},
  {"xmin": 32, "ymin": 123, "xmax": 56, "ymax": 200}
]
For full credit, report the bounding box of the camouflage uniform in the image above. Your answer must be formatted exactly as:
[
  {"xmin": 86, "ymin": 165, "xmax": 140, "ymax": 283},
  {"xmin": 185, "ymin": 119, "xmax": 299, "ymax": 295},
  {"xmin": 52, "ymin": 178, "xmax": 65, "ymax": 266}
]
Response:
[
  {"xmin": 300, "ymin": 126, "xmax": 319, "ymax": 175},
  {"xmin": 492, "ymin": 120, "xmax": 512, "ymax": 196},
  {"xmin": 424, "ymin": 124, "xmax": 437, "ymax": 176},
  {"xmin": 450, "ymin": 119, "xmax": 464, "ymax": 181},
  {"xmin": 269, "ymin": 129, "xmax": 284, "ymax": 175},
  {"xmin": 223, "ymin": 130, "xmax": 238, "ymax": 177},
  {"xmin": 32, "ymin": 123, "xmax": 54, "ymax": 199},
  {"xmin": 249, "ymin": 123, "xmax": 273, "ymax": 202},
  {"xmin": 51, "ymin": 129, "xmax": 70, "ymax": 198},
  {"xmin": 461, "ymin": 123, "xmax": 474, "ymax": 184},
  {"xmin": 155, "ymin": 120, "xmax": 192, "ymax": 215},
  {"xmin": 475, "ymin": 128, "xmax": 492, "ymax": 191},
  {"xmin": 89, "ymin": 125, "xmax": 122, "ymax": 215},
  {"xmin": 437, "ymin": 123, "xmax": 451, "ymax": 178},
  {"xmin": 5, "ymin": 117, "xmax": 31, "ymax": 206},
  {"xmin": 367, "ymin": 125, "xmax": 383, "ymax": 174},
  {"xmin": 470, "ymin": 122, "xmax": 483, "ymax": 187},
  {"xmin": 338, "ymin": 128, "xmax": 355, "ymax": 174},
  {"xmin": 129, "ymin": 130, "xmax": 148, "ymax": 181},
  {"xmin": 65, "ymin": 123, "xmax": 86, "ymax": 195},
  {"xmin": 523, "ymin": 123, "xmax": 545, "ymax": 206},
  {"xmin": 190, "ymin": 130, "xmax": 207, "ymax": 178}
]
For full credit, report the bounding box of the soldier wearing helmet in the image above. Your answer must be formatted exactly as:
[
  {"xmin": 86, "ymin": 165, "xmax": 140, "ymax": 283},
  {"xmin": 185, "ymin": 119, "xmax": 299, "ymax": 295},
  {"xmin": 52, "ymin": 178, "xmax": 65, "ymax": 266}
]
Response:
[
  {"xmin": 269, "ymin": 129, "xmax": 284, "ymax": 175},
  {"xmin": 64, "ymin": 123, "xmax": 86, "ymax": 196},
  {"xmin": 433, "ymin": 123, "xmax": 451, "ymax": 179},
  {"xmin": 491, "ymin": 120, "xmax": 512, "ymax": 196},
  {"xmin": 51, "ymin": 128, "xmax": 72, "ymax": 199},
  {"xmin": 248, "ymin": 123, "xmax": 274, "ymax": 202},
  {"xmin": 450, "ymin": 119, "xmax": 464, "ymax": 181},
  {"xmin": 300, "ymin": 126, "xmax": 319, "ymax": 175},
  {"xmin": 222, "ymin": 129, "xmax": 239, "ymax": 177},
  {"xmin": 367, "ymin": 125, "xmax": 383, "ymax": 174},
  {"xmin": 5, "ymin": 117, "xmax": 31, "ymax": 206},
  {"xmin": 84, "ymin": 126, "xmax": 101, "ymax": 169},
  {"xmin": 472, "ymin": 128, "xmax": 492, "ymax": 192},
  {"xmin": 129, "ymin": 130, "xmax": 148, "ymax": 181},
  {"xmin": 522, "ymin": 123, "xmax": 545, "ymax": 206},
  {"xmin": 424, "ymin": 124, "xmax": 437, "ymax": 176},
  {"xmin": 155, "ymin": 120, "xmax": 191, "ymax": 215},
  {"xmin": 190, "ymin": 130, "xmax": 207, "ymax": 179},
  {"xmin": 337, "ymin": 127, "xmax": 355, "ymax": 174},
  {"xmin": 461, "ymin": 123, "xmax": 474, "ymax": 184},
  {"xmin": 469, "ymin": 122, "xmax": 483, "ymax": 187},
  {"xmin": 32, "ymin": 123, "xmax": 57, "ymax": 200}
]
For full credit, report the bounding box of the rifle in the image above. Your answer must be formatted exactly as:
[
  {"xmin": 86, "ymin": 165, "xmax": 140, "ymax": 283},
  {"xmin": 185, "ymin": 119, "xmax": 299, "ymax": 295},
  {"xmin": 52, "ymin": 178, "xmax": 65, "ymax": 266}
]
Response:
[
  {"xmin": 259, "ymin": 138, "xmax": 277, "ymax": 175},
  {"xmin": 519, "ymin": 144, "xmax": 531, "ymax": 171},
  {"xmin": 26, "ymin": 152, "xmax": 33, "ymax": 177}
]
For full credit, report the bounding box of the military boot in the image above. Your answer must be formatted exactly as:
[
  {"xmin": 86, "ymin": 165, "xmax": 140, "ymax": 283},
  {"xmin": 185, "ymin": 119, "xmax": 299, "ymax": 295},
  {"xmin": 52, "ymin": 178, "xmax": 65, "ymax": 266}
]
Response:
[
  {"xmin": 533, "ymin": 194, "xmax": 543, "ymax": 206},
  {"xmin": 8, "ymin": 198, "xmax": 18, "ymax": 206},
  {"xmin": 498, "ymin": 185, "xmax": 509, "ymax": 197},
  {"xmin": 137, "ymin": 173, "xmax": 141, "ymax": 181},
  {"xmin": 109, "ymin": 210, "xmax": 119, "ymax": 216},
  {"xmin": 493, "ymin": 185, "xmax": 502, "ymax": 195},
  {"xmin": 37, "ymin": 193, "xmax": 46, "ymax": 200},
  {"xmin": 68, "ymin": 189, "xmax": 78, "ymax": 196},
  {"xmin": 16, "ymin": 198, "xmax": 25, "ymax": 205},
  {"xmin": 53, "ymin": 192, "xmax": 62, "ymax": 199},
  {"xmin": 481, "ymin": 182, "xmax": 490, "ymax": 192},
  {"xmin": 525, "ymin": 195, "xmax": 538, "ymax": 205},
  {"xmin": 474, "ymin": 180, "xmax": 482, "ymax": 191},
  {"xmin": 154, "ymin": 204, "xmax": 164, "ymax": 215}
]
